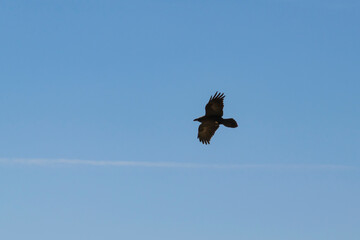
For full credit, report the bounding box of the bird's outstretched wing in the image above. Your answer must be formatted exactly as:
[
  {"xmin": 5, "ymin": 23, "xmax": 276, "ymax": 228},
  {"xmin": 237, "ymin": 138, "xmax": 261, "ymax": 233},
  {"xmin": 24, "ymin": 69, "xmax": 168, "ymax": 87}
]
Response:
[
  {"xmin": 197, "ymin": 119, "xmax": 220, "ymax": 144},
  {"xmin": 205, "ymin": 92, "xmax": 225, "ymax": 117}
]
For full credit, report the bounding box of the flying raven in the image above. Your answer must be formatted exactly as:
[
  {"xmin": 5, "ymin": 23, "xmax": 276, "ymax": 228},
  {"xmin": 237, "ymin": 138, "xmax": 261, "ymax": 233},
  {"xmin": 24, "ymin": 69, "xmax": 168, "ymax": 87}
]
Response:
[{"xmin": 194, "ymin": 92, "xmax": 238, "ymax": 144}]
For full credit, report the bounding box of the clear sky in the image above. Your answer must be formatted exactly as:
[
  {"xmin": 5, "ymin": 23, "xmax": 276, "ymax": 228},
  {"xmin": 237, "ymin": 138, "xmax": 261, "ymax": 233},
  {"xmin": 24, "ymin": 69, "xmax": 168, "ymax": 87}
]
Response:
[{"xmin": 1, "ymin": 1, "xmax": 359, "ymax": 239}]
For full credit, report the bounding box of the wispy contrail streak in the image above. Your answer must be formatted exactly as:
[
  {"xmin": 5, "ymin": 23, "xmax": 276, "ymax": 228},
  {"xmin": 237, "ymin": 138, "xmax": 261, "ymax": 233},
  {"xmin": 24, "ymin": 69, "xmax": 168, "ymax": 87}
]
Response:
[{"xmin": 0, "ymin": 158, "xmax": 356, "ymax": 170}]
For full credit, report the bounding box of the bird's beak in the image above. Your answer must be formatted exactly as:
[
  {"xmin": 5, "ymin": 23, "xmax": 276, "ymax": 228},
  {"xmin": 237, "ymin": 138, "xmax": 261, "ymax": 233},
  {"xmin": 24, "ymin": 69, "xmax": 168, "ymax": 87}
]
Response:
[{"xmin": 193, "ymin": 118, "xmax": 197, "ymax": 121}]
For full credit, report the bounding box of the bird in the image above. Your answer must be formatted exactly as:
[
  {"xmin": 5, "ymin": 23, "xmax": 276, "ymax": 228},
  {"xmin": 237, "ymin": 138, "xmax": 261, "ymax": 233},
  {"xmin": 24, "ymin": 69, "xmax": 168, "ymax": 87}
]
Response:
[{"xmin": 194, "ymin": 92, "xmax": 238, "ymax": 144}]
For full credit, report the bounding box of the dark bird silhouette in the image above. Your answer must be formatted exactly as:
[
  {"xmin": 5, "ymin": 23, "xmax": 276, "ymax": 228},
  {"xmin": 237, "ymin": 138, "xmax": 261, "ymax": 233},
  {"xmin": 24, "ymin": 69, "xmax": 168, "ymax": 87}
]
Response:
[{"xmin": 194, "ymin": 92, "xmax": 238, "ymax": 144}]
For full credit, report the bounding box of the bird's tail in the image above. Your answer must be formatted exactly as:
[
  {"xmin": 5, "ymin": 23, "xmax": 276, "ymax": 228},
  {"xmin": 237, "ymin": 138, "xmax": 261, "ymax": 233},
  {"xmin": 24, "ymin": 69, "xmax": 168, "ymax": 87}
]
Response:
[{"xmin": 221, "ymin": 118, "xmax": 238, "ymax": 128}]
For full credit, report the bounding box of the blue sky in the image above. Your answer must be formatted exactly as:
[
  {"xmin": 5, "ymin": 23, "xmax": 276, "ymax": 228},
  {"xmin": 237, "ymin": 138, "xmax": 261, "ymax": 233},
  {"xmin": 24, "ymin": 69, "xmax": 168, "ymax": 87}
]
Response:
[{"xmin": 0, "ymin": 1, "xmax": 359, "ymax": 239}]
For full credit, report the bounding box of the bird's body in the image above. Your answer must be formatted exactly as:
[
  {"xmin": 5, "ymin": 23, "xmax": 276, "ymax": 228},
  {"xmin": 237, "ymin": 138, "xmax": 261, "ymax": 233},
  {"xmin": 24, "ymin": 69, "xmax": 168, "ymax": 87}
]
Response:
[{"xmin": 194, "ymin": 92, "xmax": 237, "ymax": 144}]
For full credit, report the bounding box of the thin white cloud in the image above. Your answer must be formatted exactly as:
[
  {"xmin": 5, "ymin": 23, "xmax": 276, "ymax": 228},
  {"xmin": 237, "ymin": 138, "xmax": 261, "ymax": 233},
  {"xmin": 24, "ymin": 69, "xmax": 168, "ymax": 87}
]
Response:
[{"xmin": 0, "ymin": 158, "xmax": 355, "ymax": 170}]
